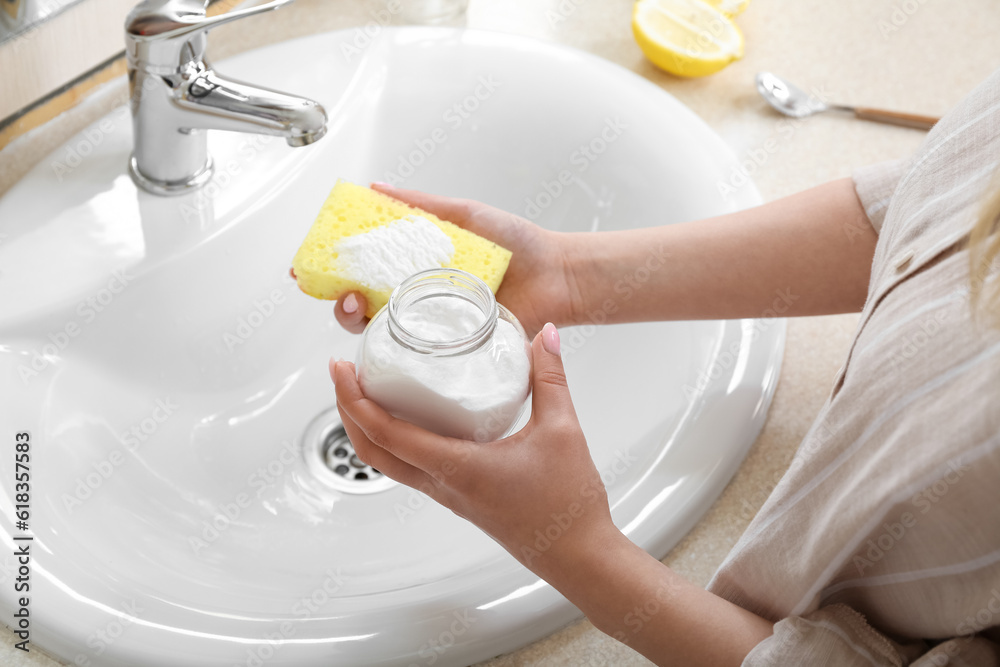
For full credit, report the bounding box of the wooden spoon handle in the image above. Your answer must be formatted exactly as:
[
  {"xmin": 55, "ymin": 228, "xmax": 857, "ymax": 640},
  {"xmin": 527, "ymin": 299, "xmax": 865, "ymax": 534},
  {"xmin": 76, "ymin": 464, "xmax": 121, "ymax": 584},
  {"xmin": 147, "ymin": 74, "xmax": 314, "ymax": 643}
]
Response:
[{"xmin": 852, "ymin": 107, "xmax": 939, "ymax": 131}]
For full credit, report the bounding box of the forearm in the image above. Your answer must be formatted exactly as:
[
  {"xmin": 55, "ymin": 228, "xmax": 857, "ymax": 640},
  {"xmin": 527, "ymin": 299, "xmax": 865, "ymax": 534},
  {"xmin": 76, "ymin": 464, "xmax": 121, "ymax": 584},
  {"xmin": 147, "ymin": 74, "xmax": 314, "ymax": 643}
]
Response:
[
  {"xmin": 537, "ymin": 526, "xmax": 773, "ymax": 666},
  {"xmin": 561, "ymin": 178, "xmax": 877, "ymax": 325}
]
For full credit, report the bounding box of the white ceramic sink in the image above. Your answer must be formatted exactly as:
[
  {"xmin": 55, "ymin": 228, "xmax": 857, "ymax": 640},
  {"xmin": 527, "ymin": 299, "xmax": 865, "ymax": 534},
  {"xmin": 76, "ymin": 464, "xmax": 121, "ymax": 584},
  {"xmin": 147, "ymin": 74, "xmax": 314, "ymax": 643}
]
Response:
[{"xmin": 0, "ymin": 27, "xmax": 783, "ymax": 667}]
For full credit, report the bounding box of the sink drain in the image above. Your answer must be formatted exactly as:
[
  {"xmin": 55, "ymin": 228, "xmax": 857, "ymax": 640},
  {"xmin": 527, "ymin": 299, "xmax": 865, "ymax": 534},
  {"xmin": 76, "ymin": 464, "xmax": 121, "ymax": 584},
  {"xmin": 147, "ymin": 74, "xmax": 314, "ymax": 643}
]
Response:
[
  {"xmin": 323, "ymin": 426, "xmax": 381, "ymax": 481},
  {"xmin": 302, "ymin": 407, "xmax": 398, "ymax": 494}
]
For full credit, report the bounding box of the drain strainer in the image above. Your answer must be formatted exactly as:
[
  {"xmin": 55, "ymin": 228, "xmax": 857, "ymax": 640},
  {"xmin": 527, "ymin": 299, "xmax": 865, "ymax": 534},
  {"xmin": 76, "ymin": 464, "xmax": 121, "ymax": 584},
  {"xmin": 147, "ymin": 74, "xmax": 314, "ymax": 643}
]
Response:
[{"xmin": 302, "ymin": 407, "xmax": 398, "ymax": 494}]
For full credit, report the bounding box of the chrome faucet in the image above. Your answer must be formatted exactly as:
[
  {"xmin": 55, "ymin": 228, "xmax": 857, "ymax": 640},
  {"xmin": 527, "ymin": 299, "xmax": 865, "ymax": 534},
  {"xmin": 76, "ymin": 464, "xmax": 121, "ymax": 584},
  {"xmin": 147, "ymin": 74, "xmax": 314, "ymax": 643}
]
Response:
[{"xmin": 125, "ymin": 0, "xmax": 327, "ymax": 196}]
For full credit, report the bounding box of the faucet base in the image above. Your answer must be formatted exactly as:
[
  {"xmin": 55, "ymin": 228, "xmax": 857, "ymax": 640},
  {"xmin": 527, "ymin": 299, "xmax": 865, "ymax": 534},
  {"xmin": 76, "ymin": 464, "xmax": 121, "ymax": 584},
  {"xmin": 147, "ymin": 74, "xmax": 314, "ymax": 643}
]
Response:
[{"xmin": 128, "ymin": 154, "xmax": 215, "ymax": 196}]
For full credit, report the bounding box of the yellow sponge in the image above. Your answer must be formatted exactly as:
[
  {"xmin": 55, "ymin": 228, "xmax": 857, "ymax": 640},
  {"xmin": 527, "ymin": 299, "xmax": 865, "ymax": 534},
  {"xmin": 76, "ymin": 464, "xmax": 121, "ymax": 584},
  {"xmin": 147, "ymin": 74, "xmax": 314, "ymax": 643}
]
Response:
[{"xmin": 292, "ymin": 181, "xmax": 512, "ymax": 318}]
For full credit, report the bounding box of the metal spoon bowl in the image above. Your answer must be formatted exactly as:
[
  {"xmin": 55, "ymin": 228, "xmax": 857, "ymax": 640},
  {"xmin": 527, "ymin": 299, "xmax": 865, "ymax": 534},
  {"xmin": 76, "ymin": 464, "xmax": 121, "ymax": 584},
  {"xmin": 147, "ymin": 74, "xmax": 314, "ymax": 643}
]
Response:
[{"xmin": 755, "ymin": 71, "xmax": 939, "ymax": 130}]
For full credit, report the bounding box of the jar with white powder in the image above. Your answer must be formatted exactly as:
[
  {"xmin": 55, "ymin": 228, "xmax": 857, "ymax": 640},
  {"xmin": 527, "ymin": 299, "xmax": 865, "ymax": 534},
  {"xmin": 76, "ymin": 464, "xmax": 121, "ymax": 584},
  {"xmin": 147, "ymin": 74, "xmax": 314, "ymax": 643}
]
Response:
[{"xmin": 356, "ymin": 269, "xmax": 532, "ymax": 442}]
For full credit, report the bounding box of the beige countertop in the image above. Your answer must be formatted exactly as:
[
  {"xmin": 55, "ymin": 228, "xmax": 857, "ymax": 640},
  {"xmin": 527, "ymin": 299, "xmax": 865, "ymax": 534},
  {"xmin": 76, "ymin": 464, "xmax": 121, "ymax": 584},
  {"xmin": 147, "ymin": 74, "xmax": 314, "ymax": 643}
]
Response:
[{"xmin": 3, "ymin": 0, "xmax": 1000, "ymax": 664}]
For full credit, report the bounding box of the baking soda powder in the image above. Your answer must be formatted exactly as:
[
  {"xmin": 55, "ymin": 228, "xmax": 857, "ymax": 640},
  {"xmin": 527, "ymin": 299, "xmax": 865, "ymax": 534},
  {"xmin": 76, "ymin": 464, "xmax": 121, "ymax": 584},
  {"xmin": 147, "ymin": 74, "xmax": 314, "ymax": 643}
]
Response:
[{"xmin": 358, "ymin": 292, "xmax": 531, "ymax": 442}]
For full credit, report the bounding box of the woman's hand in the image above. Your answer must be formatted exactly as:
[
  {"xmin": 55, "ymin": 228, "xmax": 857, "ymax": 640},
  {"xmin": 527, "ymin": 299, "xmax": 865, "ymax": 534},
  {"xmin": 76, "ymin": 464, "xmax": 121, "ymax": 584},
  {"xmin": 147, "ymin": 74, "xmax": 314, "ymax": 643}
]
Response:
[
  {"xmin": 330, "ymin": 323, "xmax": 617, "ymax": 575},
  {"xmin": 331, "ymin": 323, "xmax": 774, "ymax": 666},
  {"xmin": 326, "ymin": 183, "xmax": 581, "ymax": 338}
]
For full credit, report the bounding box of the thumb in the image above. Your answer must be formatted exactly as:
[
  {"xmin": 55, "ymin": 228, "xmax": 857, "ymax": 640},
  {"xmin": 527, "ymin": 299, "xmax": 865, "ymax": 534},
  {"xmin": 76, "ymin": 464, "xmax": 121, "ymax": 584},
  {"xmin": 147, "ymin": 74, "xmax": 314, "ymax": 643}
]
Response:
[{"xmin": 529, "ymin": 323, "xmax": 577, "ymax": 424}]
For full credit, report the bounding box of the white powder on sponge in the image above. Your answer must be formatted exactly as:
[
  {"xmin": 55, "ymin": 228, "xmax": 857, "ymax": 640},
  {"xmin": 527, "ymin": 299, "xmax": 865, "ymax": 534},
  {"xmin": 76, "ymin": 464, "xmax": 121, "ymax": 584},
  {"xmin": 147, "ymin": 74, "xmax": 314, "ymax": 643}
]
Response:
[
  {"xmin": 359, "ymin": 296, "xmax": 531, "ymax": 441},
  {"xmin": 334, "ymin": 215, "xmax": 454, "ymax": 291}
]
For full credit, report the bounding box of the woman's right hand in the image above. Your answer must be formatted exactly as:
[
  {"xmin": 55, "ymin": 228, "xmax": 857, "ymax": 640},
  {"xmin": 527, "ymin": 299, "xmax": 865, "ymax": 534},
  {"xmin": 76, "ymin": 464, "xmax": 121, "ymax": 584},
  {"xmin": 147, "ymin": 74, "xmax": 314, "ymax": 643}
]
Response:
[{"xmin": 328, "ymin": 182, "xmax": 581, "ymax": 337}]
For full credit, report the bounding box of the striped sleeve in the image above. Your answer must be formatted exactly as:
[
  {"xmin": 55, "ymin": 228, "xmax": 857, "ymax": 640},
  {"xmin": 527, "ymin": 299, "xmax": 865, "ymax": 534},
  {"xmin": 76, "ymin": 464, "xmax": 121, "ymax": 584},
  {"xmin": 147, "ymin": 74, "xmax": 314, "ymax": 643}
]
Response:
[
  {"xmin": 743, "ymin": 605, "xmax": 903, "ymax": 666},
  {"xmin": 852, "ymin": 159, "xmax": 909, "ymax": 234},
  {"xmin": 744, "ymin": 604, "xmax": 1000, "ymax": 667}
]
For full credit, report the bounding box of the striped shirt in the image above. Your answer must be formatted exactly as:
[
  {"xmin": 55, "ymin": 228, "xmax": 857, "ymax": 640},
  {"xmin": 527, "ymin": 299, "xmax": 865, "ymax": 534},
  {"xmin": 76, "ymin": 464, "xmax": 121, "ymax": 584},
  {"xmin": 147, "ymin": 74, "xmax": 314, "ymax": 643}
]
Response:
[{"xmin": 707, "ymin": 67, "xmax": 1000, "ymax": 666}]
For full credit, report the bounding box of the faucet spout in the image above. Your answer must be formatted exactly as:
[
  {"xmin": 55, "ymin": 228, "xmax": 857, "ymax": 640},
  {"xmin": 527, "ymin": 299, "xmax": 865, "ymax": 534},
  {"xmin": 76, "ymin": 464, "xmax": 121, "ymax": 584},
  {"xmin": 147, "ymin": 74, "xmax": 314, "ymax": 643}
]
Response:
[{"xmin": 179, "ymin": 70, "xmax": 328, "ymax": 147}]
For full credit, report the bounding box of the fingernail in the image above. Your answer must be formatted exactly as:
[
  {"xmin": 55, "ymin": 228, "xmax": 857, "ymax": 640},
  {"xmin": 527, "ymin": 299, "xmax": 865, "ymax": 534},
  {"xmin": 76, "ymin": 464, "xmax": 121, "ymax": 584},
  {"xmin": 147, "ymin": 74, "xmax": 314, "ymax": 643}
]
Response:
[
  {"xmin": 371, "ymin": 181, "xmax": 391, "ymax": 189},
  {"xmin": 343, "ymin": 293, "xmax": 358, "ymax": 314},
  {"xmin": 541, "ymin": 322, "xmax": 560, "ymax": 356}
]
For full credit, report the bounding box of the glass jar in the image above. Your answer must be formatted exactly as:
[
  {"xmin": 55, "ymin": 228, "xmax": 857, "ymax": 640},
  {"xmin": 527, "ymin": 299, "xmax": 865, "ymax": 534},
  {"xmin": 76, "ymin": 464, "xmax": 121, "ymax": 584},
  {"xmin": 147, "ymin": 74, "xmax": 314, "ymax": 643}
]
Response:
[
  {"xmin": 398, "ymin": 0, "xmax": 469, "ymax": 25},
  {"xmin": 356, "ymin": 268, "xmax": 531, "ymax": 442}
]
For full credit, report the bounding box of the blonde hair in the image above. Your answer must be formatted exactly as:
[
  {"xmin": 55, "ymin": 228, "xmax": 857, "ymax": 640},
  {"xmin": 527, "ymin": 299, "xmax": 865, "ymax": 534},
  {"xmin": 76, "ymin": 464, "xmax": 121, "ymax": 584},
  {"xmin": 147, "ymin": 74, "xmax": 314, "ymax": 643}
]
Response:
[{"xmin": 969, "ymin": 167, "xmax": 1000, "ymax": 321}]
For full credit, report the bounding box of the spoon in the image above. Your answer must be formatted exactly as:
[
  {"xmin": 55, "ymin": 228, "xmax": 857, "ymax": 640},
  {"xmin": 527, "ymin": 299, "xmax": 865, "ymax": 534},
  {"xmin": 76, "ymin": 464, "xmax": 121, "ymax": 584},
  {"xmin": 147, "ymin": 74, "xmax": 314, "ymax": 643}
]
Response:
[{"xmin": 755, "ymin": 72, "xmax": 939, "ymax": 131}]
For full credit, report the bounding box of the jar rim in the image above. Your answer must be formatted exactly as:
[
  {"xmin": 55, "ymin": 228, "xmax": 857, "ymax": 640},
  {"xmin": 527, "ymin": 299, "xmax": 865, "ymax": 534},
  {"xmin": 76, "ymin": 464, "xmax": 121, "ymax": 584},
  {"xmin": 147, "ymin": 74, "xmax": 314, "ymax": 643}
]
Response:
[{"xmin": 386, "ymin": 268, "xmax": 498, "ymax": 356}]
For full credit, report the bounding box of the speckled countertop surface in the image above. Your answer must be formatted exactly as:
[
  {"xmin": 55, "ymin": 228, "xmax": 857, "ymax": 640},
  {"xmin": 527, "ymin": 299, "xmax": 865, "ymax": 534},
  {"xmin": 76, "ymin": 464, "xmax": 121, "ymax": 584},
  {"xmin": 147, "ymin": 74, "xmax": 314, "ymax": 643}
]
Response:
[{"xmin": 2, "ymin": 0, "xmax": 1000, "ymax": 665}]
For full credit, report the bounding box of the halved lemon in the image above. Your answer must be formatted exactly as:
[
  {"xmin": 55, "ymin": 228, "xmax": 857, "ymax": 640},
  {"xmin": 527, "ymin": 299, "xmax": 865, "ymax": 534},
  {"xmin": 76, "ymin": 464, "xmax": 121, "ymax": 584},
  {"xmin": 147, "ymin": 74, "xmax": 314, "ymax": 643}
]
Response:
[
  {"xmin": 632, "ymin": 0, "xmax": 745, "ymax": 78},
  {"xmin": 702, "ymin": 0, "xmax": 750, "ymax": 17}
]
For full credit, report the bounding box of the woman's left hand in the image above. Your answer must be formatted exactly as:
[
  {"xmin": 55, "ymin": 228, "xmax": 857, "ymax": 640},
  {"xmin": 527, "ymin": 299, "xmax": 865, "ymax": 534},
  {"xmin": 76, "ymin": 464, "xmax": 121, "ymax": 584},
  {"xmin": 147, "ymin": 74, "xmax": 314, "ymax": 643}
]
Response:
[
  {"xmin": 333, "ymin": 323, "xmax": 776, "ymax": 666},
  {"xmin": 330, "ymin": 323, "xmax": 619, "ymax": 576}
]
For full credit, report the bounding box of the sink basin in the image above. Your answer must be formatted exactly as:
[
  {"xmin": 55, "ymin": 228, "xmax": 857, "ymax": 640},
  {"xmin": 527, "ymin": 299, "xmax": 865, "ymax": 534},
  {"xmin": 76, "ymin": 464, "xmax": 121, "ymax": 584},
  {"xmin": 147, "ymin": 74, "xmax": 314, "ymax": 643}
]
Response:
[{"xmin": 0, "ymin": 27, "xmax": 783, "ymax": 667}]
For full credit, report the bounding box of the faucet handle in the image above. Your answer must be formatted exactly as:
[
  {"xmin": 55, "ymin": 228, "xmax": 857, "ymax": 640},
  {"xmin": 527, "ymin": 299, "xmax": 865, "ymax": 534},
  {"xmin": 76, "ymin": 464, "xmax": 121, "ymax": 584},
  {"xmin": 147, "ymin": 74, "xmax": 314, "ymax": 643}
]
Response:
[{"xmin": 126, "ymin": 0, "xmax": 294, "ymax": 71}]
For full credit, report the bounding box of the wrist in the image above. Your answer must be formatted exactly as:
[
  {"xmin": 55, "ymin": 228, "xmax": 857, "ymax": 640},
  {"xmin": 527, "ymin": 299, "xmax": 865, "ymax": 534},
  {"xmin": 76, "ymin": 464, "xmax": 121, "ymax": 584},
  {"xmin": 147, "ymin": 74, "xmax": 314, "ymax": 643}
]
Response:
[
  {"xmin": 527, "ymin": 522, "xmax": 673, "ymax": 637},
  {"xmin": 555, "ymin": 231, "xmax": 596, "ymax": 328},
  {"xmin": 524, "ymin": 518, "xmax": 631, "ymax": 593}
]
